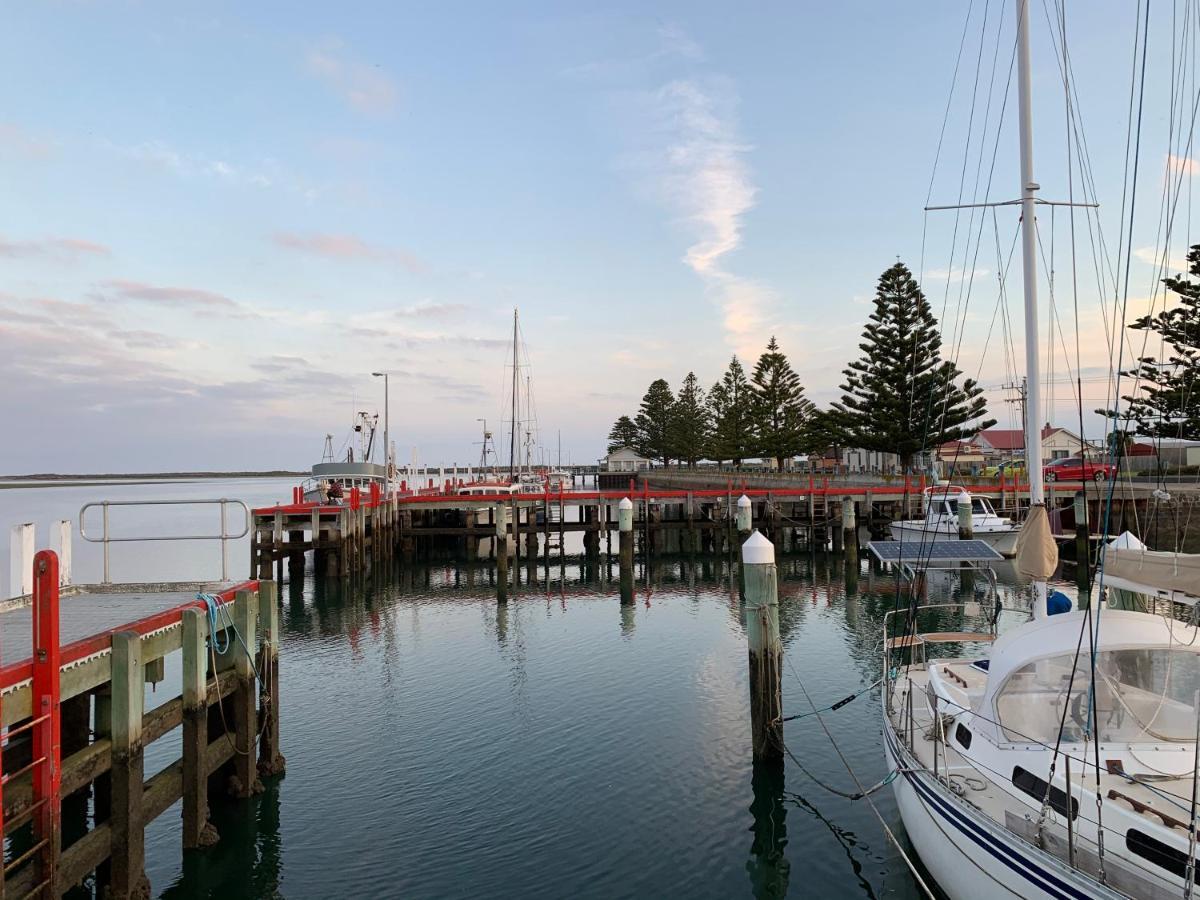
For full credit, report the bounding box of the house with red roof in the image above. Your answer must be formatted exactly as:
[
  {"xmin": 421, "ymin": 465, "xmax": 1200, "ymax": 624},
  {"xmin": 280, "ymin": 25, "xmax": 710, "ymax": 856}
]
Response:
[{"xmin": 974, "ymin": 424, "xmax": 1091, "ymax": 464}]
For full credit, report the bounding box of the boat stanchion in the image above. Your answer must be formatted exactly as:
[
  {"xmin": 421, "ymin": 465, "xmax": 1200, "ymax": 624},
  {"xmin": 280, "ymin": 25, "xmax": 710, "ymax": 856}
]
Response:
[{"xmin": 743, "ymin": 531, "xmax": 783, "ymax": 764}]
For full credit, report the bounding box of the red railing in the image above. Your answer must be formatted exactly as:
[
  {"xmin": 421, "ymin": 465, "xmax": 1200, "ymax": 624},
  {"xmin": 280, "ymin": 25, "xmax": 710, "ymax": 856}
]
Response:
[{"xmin": 2, "ymin": 549, "xmax": 62, "ymax": 892}]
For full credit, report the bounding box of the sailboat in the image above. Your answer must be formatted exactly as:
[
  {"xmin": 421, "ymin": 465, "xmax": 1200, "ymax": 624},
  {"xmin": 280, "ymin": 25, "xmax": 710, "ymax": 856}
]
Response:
[{"xmin": 882, "ymin": 3, "xmax": 1200, "ymax": 897}]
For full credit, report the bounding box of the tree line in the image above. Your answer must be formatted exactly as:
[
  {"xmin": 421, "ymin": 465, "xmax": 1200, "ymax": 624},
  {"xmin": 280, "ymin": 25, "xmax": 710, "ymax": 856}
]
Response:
[{"xmin": 607, "ymin": 261, "xmax": 994, "ymax": 471}]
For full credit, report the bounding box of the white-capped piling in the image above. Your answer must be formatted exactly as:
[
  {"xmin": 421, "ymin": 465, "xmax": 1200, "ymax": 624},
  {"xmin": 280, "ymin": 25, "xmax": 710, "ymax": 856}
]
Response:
[
  {"xmin": 618, "ymin": 497, "xmax": 634, "ymax": 605},
  {"xmin": 743, "ymin": 531, "xmax": 783, "ymax": 763},
  {"xmin": 956, "ymin": 490, "xmax": 974, "ymax": 540},
  {"xmin": 9, "ymin": 522, "xmax": 34, "ymax": 598},
  {"xmin": 736, "ymin": 494, "xmax": 752, "ymax": 539},
  {"xmin": 495, "ymin": 503, "xmax": 509, "ymax": 602}
]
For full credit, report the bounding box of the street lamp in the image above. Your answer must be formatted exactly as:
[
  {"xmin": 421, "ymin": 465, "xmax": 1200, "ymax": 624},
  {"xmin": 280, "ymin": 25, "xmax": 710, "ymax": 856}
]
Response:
[{"xmin": 372, "ymin": 372, "xmax": 389, "ymax": 484}]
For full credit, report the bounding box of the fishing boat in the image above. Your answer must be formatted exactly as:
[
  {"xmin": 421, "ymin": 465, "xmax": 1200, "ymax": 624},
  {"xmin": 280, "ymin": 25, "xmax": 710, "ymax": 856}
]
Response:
[
  {"xmin": 302, "ymin": 412, "xmax": 388, "ymax": 504},
  {"xmin": 889, "ymin": 484, "xmax": 1020, "ymax": 556},
  {"xmin": 882, "ymin": 3, "xmax": 1200, "ymax": 897}
]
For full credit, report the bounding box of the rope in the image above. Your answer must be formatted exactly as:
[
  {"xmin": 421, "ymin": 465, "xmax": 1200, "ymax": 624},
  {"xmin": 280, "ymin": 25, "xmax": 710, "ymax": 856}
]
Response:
[
  {"xmin": 780, "ymin": 676, "xmax": 882, "ymax": 723},
  {"xmin": 196, "ymin": 592, "xmax": 271, "ymax": 759}
]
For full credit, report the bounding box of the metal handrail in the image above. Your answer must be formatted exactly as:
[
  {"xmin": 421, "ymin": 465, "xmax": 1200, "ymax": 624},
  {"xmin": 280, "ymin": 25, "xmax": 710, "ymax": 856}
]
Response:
[{"xmin": 79, "ymin": 499, "xmax": 250, "ymax": 584}]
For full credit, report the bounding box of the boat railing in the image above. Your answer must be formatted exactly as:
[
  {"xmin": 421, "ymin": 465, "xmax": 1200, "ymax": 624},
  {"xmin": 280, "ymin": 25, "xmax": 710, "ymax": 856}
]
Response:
[{"xmin": 79, "ymin": 498, "xmax": 251, "ymax": 584}]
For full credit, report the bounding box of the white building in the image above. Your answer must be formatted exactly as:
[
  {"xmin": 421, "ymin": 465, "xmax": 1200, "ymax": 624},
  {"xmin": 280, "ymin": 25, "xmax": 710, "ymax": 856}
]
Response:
[{"xmin": 603, "ymin": 446, "xmax": 651, "ymax": 472}]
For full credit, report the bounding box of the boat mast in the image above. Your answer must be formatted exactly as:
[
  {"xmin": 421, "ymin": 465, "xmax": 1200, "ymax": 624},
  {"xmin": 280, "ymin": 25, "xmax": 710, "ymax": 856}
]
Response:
[
  {"xmin": 1015, "ymin": 0, "xmax": 1048, "ymax": 617},
  {"xmin": 508, "ymin": 308, "xmax": 519, "ymax": 480}
]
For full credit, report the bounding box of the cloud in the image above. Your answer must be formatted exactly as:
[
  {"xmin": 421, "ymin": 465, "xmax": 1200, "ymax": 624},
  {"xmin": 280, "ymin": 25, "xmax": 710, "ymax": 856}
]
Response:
[
  {"xmin": 0, "ymin": 236, "xmax": 110, "ymax": 260},
  {"xmin": 306, "ymin": 41, "xmax": 398, "ymax": 116},
  {"xmin": 98, "ymin": 278, "xmax": 242, "ymax": 310},
  {"xmin": 645, "ymin": 72, "xmax": 769, "ymax": 355},
  {"xmin": 1167, "ymin": 153, "xmax": 1200, "ymax": 177},
  {"xmin": 565, "ymin": 21, "xmax": 704, "ymax": 80},
  {"xmin": 924, "ymin": 266, "xmax": 992, "ymax": 284},
  {"xmin": 106, "ymin": 139, "xmax": 317, "ymax": 201},
  {"xmin": 1133, "ymin": 246, "xmax": 1190, "ymax": 273},
  {"xmin": 0, "ymin": 123, "xmax": 53, "ymax": 160},
  {"xmin": 272, "ymin": 232, "xmax": 426, "ymax": 273},
  {"xmin": 394, "ymin": 301, "xmax": 468, "ymax": 318}
]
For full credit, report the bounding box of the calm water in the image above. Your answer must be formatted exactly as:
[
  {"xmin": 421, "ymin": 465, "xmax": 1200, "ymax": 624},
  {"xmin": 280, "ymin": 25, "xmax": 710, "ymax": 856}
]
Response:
[{"xmin": 2, "ymin": 480, "xmax": 1069, "ymax": 898}]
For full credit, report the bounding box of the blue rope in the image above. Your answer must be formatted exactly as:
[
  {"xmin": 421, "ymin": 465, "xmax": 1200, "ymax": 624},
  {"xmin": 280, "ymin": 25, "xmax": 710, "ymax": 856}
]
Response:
[{"xmin": 196, "ymin": 592, "xmax": 261, "ymax": 681}]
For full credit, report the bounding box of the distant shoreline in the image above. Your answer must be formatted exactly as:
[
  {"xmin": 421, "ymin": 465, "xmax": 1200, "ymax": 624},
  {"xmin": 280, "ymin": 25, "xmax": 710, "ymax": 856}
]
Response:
[{"xmin": 0, "ymin": 471, "xmax": 306, "ymax": 488}]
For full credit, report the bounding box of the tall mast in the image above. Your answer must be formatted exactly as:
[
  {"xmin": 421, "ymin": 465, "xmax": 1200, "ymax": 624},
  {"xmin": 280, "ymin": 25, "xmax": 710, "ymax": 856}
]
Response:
[
  {"xmin": 1016, "ymin": 0, "xmax": 1047, "ymax": 616},
  {"xmin": 508, "ymin": 308, "xmax": 519, "ymax": 479}
]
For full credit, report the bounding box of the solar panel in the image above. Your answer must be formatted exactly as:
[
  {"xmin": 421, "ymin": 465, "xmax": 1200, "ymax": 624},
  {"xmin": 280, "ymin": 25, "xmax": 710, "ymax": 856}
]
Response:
[{"xmin": 868, "ymin": 539, "xmax": 1004, "ymax": 564}]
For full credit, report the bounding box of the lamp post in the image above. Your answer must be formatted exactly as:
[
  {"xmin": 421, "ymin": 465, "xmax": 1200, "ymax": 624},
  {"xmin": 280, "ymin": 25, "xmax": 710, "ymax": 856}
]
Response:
[{"xmin": 372, "ymin": 371, "xmax": 389, "ymax": 485}]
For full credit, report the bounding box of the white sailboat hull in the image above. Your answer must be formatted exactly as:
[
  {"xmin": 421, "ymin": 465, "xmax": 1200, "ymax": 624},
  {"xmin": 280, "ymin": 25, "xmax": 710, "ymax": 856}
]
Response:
[
  {"xmin": 883, "ymin": 723, "xmax": 1120, "ymax": 900},
  {"xmin": 888, "ymin": 521, "xmax": 1019, "ymax": 557}
]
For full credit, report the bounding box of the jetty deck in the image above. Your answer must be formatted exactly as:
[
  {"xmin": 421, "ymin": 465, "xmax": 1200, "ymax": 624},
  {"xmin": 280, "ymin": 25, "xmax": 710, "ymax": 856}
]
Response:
[{"xmin": 0, "ymin": 555, "xmax": 283, "ymax": 899}]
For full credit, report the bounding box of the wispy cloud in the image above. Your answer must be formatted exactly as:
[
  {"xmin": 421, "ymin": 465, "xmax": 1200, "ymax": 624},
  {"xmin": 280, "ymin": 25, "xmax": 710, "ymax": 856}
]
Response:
[
  {"xmin": 565, "ymin": 22, "xmax": 704, "ymax": 80},
  {"xmin": 924, "ymin": 266, "xmax": 992, "ymax": 284},
  {"xmin": 647, "ymin": 72, "xmax": 770, "ymax": 354},
  {"xmin": 1133, "ymin": 246, "xmax": 1190, "ymax": 273},
  {"xmin": 306, "ymin": 40, "xmax": 397, "ymax": 116},
  {"xmin": 272, "ymin": 232, "xmax": 426, "ymax": 273},
  {"xmin": 1167, "ymin": 153, "xmax": 1200, "ymax": 177},
  {"xmin": 97, "ymin": 278, "xmax": 241, "ymax": 310},
  {"xmin": 0, "ymin": 236, "xmax": 110, "ymax": 260},
  {"xmin": 0, "ymin": 123, "xmax": 53, "ymax": 160},
  {"xmin": 105, "ymin": 139, "xmax": 317, "ymax": 201}
]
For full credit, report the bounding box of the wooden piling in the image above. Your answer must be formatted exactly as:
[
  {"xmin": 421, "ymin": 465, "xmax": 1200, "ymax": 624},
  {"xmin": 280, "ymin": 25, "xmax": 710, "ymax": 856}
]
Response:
[
  {"xmin": 110, "ymin": 631, "xmax": 149, "ymax": 899},
  {"xmin": 495, "ymin": 504, "xmax": 509, "ymax": 603},
  {"xmin": 618, "ymin": 497, "xmax": 634, "ymax": 605},
  {"xmin": 181, "ymin": 608, "xmax": 217, "ymax": 849},
  {"xmin": 743, "ymin": 532, "xmax": 783, "ymax": 763},
  {"xmin": 257, "ymin": 582, "xmax": 285, "ymax": 779},
  {"xmin": 231, "ymin": 589, "xmax": 259, "ymax": 798},
  {"xmin": 1073, "ymin": 490, "xmax": 1090, "ymax": 594}
]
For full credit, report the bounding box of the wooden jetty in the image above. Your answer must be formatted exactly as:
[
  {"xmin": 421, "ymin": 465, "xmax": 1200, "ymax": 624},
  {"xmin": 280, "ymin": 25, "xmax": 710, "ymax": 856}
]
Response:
[
  {"xmin": 251, "ymin": 473, "xmax": 1117, "ymax": 576},
  {"xmin": 0, "ymin": 552, "xmax": 283, "ymax": 898}
]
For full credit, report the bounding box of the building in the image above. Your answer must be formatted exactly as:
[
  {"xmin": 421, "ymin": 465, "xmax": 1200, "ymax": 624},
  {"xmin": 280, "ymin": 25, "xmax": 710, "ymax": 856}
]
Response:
[
  {"xmin": 936, "ymin": 440, "xmax": 986, "ymax": 476},
  {"xmin": 602, "ymin": 446, "xmax": 651, "ymax": 473},
  {"xmin": 975, "ymin": 424, "xmax": 1090, "ymax": 464},
  {"xmin": 839, "ymin": 448, "xmax": 901, "ymax": 474}
]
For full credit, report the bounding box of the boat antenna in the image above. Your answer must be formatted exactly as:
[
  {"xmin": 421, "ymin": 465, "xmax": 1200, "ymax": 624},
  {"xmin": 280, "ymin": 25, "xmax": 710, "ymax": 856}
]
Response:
[
  {"xmin": 508, "ymin": 307, "xmax": 519, "ymax": 480},
  {"xmin": 1015, "ymin": 0, "xmax": 1048, "ymax": 618}
]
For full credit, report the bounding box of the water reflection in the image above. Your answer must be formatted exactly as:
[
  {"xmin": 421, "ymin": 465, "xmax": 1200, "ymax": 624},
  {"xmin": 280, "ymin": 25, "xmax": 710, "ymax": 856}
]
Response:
[{"xmin": 746, "ymin": 762, "xmax": 790, "ymax": 899}]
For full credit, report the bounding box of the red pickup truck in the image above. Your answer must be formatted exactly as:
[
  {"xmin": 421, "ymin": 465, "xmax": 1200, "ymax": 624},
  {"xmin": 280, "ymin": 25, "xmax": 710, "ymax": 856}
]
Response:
[{"xmin": 1043, "ymin": 456, "xmax": 1116, "ymax": 481}]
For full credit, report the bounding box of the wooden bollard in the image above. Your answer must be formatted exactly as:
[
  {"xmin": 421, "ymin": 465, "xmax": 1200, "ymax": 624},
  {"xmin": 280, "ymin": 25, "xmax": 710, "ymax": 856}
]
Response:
[
  {"xmin": 736, "ymin": 494, "xmax": 752, "ymax": 541},
  {"xmin": 841, "ymin": 499, "xmax": 856, "ymax": 549},
  {"xmin": 495, "ymin": 503, "xmax": 509, "ymax": 602},
  {"xmin": 743, "ymin": 531, "xmax": 783, "ymax": 763},
  {"xmin": 618, "ymin": 497, "xmax": 634, "ymax": 605}
]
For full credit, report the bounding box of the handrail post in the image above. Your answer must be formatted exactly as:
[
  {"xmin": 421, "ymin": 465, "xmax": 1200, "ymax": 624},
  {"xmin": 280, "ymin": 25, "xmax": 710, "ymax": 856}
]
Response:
[
  {"xmin": 102, "ymin": 501, "xmax": 111, "ymax": 584},
  {"xmin": 220, "ymin": 500, "xmax": 229, "ymax": 582}
]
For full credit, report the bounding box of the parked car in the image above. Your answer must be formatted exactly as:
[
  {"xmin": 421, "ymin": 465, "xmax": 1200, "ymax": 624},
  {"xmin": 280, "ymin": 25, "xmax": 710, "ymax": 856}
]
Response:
[
  {"xmin": 1043, "ymin": 456, "xmax": 1116, "ymax": 481},
  {"xmin": 982, "ymin": 459, "xmax": 1026, "ymax": 479}
]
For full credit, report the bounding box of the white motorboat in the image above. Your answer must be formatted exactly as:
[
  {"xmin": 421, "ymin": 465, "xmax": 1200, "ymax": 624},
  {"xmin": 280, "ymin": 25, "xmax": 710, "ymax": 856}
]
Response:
[
  {"xmin": 302, "ymin": 413, "xmax": 389, "ymax": 504},
  {"xmin": 889, "ymin": 484, "xmax": 1020, "ymax": 557}
]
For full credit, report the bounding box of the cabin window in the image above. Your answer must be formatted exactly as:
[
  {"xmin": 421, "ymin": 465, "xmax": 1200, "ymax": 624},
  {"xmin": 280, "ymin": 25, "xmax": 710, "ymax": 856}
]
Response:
[
  {"xmin": 1126, "ymin": 829, "xmax": 1195, "ymax": 879},
  {"xmin": 955, "ymin": 723, "xmax": 972, "ymax": 749},
  {"xmin": 993, "ymin": 648, "xmax": 1200, "ymax": 745},
  {"xmin": 1011, "ymin": 766, "xmax": 1076, "ymax": 819}
]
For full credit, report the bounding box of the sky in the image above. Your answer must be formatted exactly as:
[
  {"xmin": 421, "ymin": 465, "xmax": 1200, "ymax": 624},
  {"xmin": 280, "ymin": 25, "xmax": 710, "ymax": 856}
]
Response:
[{"xmin": 1, "ymin": 1, "xmax": 1194, "ymax": 473}]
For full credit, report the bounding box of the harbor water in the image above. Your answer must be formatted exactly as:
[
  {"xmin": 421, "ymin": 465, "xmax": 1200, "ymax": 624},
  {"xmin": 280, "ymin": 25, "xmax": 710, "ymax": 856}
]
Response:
[{"xmin": 2, "ymin": 478, "xmax": 1062, "ymax": 898}]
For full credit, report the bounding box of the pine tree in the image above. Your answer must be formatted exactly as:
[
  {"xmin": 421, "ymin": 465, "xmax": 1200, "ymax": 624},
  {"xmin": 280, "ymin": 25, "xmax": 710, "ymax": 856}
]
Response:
[
  {"xmin": 606, "ymin": 415, "xmax": 640, "ymax": 454},
  {"xmin": 635, "ymin": 379, "xmax": 677, "ymax": 466},
  {"xmin": 802, "ymin": 408, "xmax": 843, "ymax": 465},
  {"xmin": 708, "ymin": 356, "xmax": 756, "ymax": 466},
  {"xmin": 1111, "ymin": 244, "xmax": 1200, "ymax": 439},
  {"xmin": 671, "ymin": 372, "xmax": 710, "ymax": 468},
  {"xmin": 750, "ymin": 337, "xmax": 813, "ymax": 470},
  {"xmin": 833, "ymin": 261, "xmax": 993, "ymax": 470}
]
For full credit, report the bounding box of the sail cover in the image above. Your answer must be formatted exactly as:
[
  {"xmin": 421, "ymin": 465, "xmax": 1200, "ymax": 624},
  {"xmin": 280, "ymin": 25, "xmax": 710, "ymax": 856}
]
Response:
[
  {"xmin": 1104, "ymin": 547, "xmax": 1200, "ymax": 603},
  {"xmin": 1016, "ymin": 504, "xmax": 1058, "ymax": 579}
]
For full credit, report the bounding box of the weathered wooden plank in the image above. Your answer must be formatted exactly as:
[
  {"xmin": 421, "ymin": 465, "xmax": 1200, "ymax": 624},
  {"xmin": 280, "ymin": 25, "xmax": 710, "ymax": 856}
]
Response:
[{"xmin": 110, "ymin": 631, "xmax": 148, "ymax": 899}]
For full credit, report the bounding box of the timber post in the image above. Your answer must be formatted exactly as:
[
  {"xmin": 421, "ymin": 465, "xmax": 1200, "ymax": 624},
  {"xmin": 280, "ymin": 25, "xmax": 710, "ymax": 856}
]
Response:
[
  {"xmin": 495, "ymin": 503, "xmax": 509, "ymax": 602},
  {"xmin": 231, "ymin": 589, "xmax": 260, "ymax": 798},
  {"xmin": 743, "ymin": 531, "xmax": 783, "ymax": 764},
  {"xmin": 111, "ymin": 631, "xmax": 150, "ymax": 899},
  {"xmin": 181, "ymin": 608, "xmax": 218, "ymax": 850},
  {"xmin": 1073, "ymin": 490, "xmax": 1090, "ymax": 594},
  {"xmin": 618, "ymin": 497, "xmax": 634, "ymax": 605},
  {"xmin": 258, "ymin": 581, "xmax": 285, "ymax": 779}
]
